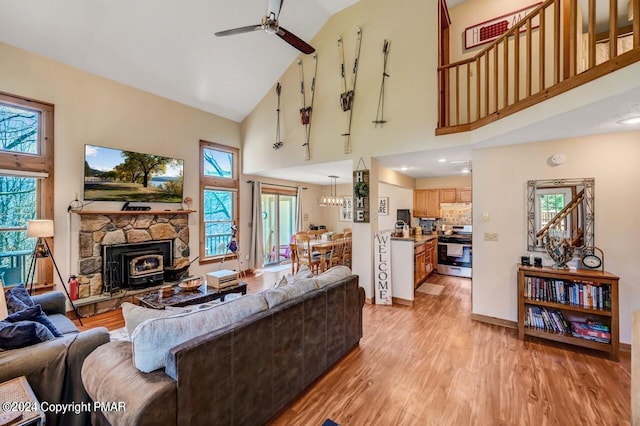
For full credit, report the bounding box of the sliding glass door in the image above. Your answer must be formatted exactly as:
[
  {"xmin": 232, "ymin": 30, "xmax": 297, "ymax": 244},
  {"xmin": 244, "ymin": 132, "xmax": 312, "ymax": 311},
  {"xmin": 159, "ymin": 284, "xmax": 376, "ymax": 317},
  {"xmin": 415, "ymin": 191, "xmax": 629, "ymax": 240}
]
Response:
[{"xmin": 262, "ymin": 192, "xmax": 297, "ymax": 265}]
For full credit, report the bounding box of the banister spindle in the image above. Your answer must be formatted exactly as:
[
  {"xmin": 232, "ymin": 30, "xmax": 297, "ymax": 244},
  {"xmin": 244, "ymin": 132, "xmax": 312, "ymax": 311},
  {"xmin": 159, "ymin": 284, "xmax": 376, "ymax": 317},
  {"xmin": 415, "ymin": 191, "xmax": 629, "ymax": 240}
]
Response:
[{"xmin": 609, "ymin": 0, "xmax": 618, "ymax": 59}]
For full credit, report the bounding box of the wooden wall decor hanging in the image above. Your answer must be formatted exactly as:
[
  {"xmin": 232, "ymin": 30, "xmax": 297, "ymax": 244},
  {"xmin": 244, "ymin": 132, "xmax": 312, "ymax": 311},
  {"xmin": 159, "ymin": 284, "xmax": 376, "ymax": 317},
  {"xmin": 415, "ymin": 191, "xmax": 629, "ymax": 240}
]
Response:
[
  {"xmin": 338, "ymin": 27, "xmax": 362, "ymax": 154},
  {"xmin": 297, "ymin": 53, "xmax": 317, "ymax": 160},
  {"xmin": 353, "ymin": 159, "xmax": 369, "ymax": 223},
  {"xmin": 373, "ymin": 39, "xmax": 390, "ymax": 127},
  {"xmin": 273, "ymin": 82, "xmax": 283, "ymax": 150}
]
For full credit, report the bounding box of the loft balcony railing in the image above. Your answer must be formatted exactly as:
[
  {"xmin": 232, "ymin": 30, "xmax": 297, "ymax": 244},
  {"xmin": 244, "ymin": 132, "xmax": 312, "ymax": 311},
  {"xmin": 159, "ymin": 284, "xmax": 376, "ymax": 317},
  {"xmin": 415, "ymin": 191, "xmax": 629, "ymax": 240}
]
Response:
[{"xmin": 437, "ymin": 0, "xmax": 640, "ymax": 134}]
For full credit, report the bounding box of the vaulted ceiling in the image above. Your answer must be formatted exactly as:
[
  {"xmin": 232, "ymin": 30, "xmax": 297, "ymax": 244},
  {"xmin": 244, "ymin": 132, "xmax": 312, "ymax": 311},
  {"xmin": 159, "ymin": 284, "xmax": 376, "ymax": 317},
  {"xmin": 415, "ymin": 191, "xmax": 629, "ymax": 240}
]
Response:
[{"xmin": 0, "ymin": 0, "xmax": 358, "ymax": 123}]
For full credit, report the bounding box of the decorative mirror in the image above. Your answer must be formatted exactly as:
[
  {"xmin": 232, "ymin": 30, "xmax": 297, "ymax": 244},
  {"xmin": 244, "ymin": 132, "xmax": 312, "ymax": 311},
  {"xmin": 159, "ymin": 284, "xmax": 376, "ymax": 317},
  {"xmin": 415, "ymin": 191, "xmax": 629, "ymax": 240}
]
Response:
[{"xmin": 527, "ymin": 178, "xmax": 595, "ymax": 255}]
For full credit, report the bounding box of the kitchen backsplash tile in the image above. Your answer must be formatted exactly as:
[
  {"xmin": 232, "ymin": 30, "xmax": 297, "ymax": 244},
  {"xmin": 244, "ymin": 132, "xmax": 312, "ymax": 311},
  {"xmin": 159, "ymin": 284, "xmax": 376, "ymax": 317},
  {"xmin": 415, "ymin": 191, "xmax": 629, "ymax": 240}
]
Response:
[{"xmin": 442, "ymin": 208, "xmax": 472, "ymax": 225}]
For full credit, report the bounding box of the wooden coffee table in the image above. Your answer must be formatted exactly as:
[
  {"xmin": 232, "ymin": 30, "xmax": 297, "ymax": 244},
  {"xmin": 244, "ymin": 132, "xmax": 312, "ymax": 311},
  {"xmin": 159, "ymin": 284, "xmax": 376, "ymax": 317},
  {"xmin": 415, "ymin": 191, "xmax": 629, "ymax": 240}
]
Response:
[{"xmin": 136, "ymin": 282, "xmax": 247, "ymax": 309}]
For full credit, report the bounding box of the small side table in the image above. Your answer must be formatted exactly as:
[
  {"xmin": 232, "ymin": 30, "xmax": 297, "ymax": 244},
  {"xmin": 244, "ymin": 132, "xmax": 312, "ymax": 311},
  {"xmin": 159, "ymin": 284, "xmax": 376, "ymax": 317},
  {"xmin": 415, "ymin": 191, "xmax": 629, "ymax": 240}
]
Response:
[{"xmin": 0, "ymin": 376, "xmax": 45, "ymax": 426}]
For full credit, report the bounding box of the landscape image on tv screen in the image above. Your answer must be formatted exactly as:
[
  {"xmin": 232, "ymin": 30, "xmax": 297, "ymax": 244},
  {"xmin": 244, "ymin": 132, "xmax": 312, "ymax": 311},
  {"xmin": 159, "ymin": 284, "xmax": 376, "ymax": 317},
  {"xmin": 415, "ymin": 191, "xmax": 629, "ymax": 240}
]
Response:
[{"xmin": 84, "ymin": 144, "xmax": 184, "ymax": 203}]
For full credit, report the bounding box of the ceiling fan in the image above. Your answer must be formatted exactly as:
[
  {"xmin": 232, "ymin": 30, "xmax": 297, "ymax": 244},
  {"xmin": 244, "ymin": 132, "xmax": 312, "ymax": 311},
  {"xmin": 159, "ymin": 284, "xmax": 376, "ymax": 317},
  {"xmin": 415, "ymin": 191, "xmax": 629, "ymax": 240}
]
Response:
[{"xmin": 214, "ymin": 0, "xmax": 315, "ymax": 54}]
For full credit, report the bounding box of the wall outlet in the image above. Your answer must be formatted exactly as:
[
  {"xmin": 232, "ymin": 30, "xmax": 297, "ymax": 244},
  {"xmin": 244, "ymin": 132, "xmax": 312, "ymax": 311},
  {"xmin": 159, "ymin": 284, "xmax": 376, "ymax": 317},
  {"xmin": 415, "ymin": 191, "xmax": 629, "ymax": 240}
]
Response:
[{"xmin": 484, "ymin": 232, "xmax": 498, "ymax": 241}]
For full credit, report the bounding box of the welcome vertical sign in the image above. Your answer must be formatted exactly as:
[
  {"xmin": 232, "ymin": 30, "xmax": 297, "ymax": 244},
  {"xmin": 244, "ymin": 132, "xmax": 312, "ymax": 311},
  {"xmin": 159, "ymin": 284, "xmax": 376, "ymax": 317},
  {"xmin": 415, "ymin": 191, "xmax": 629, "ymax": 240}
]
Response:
[{"xmin": 374, "ymin": 230, "xmax": 392, "ymax": 305}]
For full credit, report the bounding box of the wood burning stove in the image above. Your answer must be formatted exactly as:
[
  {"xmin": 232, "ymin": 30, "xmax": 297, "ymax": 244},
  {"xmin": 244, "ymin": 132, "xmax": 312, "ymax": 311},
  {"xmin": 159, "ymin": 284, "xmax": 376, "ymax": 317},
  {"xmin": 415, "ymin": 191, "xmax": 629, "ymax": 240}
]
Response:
[{"xmin": 103, "ymin": 241, "xmax": 173, "ymax": 292}]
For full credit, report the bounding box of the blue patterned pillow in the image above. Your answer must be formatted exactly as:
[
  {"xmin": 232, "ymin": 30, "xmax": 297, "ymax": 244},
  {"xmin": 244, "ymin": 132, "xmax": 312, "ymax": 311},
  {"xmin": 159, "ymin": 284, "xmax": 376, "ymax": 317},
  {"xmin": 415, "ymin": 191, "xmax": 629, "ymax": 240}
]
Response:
[
  {"xmin": 4, "ymin": 285, "xmax": 34, "ymax": 314},
  {"xmin": 5, "ymin": 292, "xmax": 29, "ymax": 314},
  {"xmin": 0, "ymin": 320, "xmax": 55, "ymax": 350},
  {"xmin": 7, "ymin": 285, "xmax": 34, "ymax": 306},
  {"xmin": 5, "ymin": 305, "xmax": 63, "ymax": 337}
]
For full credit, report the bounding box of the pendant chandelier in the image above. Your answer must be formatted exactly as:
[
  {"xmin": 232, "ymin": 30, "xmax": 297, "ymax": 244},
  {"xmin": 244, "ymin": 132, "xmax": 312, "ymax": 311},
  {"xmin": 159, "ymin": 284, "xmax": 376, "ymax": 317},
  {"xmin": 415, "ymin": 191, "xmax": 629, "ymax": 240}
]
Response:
[{"xmin": 320, "ymin": 175, "xmax": 344, "ymax": 207}]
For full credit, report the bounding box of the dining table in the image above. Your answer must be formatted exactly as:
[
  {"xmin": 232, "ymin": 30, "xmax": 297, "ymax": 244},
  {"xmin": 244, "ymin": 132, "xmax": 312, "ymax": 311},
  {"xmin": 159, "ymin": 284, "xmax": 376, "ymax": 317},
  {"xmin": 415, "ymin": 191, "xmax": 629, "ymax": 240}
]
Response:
[{"xmin": 289, "ymin": 239, "xmax": 334, "ymax": 275}]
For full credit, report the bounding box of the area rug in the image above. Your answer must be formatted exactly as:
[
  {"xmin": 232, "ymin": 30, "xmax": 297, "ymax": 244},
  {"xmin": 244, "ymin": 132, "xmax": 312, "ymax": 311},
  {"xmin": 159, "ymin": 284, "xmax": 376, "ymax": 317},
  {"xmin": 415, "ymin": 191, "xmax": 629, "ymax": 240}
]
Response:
[{"xmin": 416, "ymin": 283, "xmax": 445, "ymax": 296}]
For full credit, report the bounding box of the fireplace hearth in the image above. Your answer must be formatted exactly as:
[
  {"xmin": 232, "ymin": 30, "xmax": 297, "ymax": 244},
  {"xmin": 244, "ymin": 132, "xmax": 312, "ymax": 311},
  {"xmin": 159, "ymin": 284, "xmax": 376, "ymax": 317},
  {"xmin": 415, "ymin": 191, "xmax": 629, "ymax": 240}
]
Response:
[{"xmin": 103, "ymin": 241, "xmax": 173, "ymax": 292}]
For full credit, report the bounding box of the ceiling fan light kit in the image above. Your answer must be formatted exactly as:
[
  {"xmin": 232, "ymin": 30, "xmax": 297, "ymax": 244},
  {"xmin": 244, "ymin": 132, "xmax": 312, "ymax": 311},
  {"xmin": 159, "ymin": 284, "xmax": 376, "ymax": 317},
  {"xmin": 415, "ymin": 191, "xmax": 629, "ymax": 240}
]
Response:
[{"xmin": 214, "ymin": 0, "xmax": 315, "ymax": 54}]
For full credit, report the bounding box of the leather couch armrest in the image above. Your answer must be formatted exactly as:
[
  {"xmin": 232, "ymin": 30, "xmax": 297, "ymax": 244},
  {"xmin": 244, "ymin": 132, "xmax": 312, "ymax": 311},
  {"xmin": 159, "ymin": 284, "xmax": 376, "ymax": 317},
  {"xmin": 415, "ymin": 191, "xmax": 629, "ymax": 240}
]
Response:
[{"xmin": 32, "ymin": 292, "xmax": 66, "ymax": 316}]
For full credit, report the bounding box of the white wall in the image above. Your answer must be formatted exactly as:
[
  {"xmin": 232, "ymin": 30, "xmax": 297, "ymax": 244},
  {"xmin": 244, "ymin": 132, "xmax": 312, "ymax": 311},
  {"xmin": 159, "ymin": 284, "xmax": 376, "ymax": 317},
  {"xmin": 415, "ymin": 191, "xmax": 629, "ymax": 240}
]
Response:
[
  {"xmin": 0, "ymin": 40, "xmax": 241, "ymax": 288},
  {"xmin": 378, "ymin": 182, "xmax": 414, "ymax": 230},
  {"xmin": 472, "ymin": 131, "xmax": 640, "ymax": 344},
  {"xmin": 416, "ymin": 176, "xmax": 472, "ymax": 189}
]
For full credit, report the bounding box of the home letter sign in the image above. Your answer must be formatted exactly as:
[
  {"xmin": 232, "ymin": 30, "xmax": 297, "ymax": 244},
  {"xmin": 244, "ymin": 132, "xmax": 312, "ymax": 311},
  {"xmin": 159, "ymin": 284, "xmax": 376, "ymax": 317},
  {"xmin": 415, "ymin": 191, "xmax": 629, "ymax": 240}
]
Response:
[
  {"xmin": 374, "ymin": 230, "xmax": 392, "ymax": 305},
  {"xmin": 352, "ymin": 169, "xmax": 370, "ymax": 223}
]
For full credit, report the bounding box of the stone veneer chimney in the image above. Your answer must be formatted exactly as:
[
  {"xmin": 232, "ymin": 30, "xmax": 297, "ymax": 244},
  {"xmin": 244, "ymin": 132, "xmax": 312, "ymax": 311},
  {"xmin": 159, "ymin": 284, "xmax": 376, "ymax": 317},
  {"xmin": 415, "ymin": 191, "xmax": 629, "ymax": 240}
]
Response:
[{"xmin": 77, "ymin": 213, "xmax": 189, "ymax": 298}]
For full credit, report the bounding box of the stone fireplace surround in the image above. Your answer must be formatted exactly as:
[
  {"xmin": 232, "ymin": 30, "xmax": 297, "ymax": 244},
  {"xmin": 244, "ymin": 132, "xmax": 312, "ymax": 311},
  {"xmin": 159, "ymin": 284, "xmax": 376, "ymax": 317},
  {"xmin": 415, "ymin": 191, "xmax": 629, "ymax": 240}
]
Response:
[{"xmin": 74, "ymin": 211, "xmax": 191, "ymax": 315}]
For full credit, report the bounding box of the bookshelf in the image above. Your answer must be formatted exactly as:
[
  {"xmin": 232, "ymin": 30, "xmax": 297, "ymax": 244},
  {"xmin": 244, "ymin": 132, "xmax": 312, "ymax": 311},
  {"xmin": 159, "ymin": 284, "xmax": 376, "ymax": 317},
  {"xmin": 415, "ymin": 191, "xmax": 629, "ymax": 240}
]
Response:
[{"xmin": 517, "ymin": 265, "xmax": 619, "ymax": 361}]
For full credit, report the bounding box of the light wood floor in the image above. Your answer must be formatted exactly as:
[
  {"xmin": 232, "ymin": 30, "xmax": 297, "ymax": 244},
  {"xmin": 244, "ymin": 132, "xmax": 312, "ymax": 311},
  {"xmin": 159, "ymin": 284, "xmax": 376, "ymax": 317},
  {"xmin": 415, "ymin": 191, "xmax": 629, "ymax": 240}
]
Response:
[{"xmin": 76, "ymin": 270, "xmax": 632, "ymax": 425}]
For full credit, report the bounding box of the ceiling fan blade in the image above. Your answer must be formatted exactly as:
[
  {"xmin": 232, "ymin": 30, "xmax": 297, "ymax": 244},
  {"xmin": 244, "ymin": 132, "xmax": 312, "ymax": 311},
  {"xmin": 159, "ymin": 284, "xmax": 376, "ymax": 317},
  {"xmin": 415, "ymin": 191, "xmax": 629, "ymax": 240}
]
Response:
[
  {"xmin": 267, "ymin": 0, "xmax": 284, "ymax": 21},
  {"xmin": 277, "ymin": 27, "xmax": 315, "ymax": 54},
  {"xmin": 215, "ymin": 25, "xmax": 262, "ymax": 37}
]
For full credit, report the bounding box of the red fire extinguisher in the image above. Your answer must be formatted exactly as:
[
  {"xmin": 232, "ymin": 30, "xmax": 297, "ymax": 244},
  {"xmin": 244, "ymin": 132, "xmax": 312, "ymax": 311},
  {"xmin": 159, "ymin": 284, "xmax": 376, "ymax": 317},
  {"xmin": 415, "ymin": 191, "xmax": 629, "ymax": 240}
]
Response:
[{"xmin": 69, "ymin": 275, "xmax": 79, "ymax": 301}]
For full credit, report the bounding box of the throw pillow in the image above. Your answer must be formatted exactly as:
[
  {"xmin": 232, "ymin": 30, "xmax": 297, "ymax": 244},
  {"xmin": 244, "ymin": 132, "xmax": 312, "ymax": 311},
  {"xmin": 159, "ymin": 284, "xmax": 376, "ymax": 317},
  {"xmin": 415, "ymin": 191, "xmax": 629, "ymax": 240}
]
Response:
[
  {"xmin": 6, "ymin": 285, "xmax": 34, "ymax": 307},
  {"xmin": 271, "ymin": 275, "xmax": 288, "ymax": 289},
  {"xmin": 0, "ymin": 320, "xmax": 55, "ymax": 350},
  {"xmin": 5, "ymin": 304, "xmax": 63, "ymax": 337},
  {"xmin": 5, "ymin": 292, "xmax": 30, "ymax": 315},
  {"xmin": 285, "ymin": 264, "xmax": 313, "ymax": 285},
  {"xmin": 121, "ymin": 302, "xmax": 182, "ymax": 338}
]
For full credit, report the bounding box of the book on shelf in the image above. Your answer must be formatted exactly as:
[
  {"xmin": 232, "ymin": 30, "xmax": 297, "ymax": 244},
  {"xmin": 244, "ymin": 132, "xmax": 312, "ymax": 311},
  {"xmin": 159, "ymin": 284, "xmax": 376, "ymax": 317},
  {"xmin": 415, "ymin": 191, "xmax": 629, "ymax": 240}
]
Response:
[
  {"xmin": 570, "ymin": 321, "xmax": 611, "ymax": 343},
  {"xmin": 524, "ymin": 306, "xmax": 571, "ymax": 334},
  {"xmin": 523, "ymin": 277, "xmax": 610, "ymax": 310}
]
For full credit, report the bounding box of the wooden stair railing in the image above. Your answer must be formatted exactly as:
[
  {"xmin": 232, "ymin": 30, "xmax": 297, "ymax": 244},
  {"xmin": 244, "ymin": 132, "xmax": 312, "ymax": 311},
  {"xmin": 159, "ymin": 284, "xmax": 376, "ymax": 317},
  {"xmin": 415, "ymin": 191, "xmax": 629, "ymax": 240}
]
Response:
[
  {"xmin": 535, "ymin": 188, "xmax": 584, "ymax": 246},
  {"xmin": 437, "ymin": 0, "xmax": 640, "ymax": 135}
]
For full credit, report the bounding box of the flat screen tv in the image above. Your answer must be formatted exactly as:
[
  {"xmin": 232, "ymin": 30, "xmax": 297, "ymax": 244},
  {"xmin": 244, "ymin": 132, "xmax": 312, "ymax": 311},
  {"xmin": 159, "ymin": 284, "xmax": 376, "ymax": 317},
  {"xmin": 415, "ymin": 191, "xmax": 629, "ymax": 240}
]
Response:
[{"xmin": 84, "ymin": 144, "xmax": 184, "ymax": 203}]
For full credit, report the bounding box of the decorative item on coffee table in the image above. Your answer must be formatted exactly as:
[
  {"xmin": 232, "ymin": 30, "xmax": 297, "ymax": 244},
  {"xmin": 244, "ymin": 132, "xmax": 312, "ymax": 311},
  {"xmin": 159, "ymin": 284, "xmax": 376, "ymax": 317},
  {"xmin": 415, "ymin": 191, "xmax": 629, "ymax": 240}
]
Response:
[{"xmin": 178, "ymin": 276, "xmax": 203, "ymax": 292}]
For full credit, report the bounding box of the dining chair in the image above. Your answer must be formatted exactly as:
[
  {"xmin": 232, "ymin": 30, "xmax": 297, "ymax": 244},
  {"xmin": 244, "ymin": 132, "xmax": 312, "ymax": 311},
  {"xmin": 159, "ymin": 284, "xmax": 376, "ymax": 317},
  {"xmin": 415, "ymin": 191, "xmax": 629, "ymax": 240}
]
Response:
[
  {"xmin": 328, "ymin": 233, "xmax": 345, "ymax": 268},
  {"xmin": 308, "ymin": 229, "xmax": 328, "ymax": 240},
  {"xmin": 294, "ymin": 234, "xmax": 321, "ymax": 274},
  {"xmin": 342, "ymin": 234, "xmax": 352, "ymax": 268}
]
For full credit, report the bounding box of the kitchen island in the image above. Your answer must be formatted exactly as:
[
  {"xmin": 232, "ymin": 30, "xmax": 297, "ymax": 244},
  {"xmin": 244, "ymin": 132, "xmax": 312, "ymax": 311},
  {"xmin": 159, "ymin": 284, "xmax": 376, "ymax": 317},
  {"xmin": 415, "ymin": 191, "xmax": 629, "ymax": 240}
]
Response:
[{"xmin": 390, "ymin": 234, "xmax": 438, "ymax": 306}]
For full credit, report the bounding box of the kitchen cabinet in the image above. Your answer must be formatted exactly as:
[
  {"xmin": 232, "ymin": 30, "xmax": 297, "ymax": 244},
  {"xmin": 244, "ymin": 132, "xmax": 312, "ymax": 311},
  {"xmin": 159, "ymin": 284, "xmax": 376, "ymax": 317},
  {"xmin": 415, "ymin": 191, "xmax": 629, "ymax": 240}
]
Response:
[
  {"xmin": 413, "ymin": 190, "xmax": 429, "ymax": 217},
  {"xmin": 414, "ymin": 189, "xmax": 440, "ymax": 218},
  {"xmin": 414, "ymin": 243, "xmax": 427, "ymax": 287},
  {"xmin": 426, "ymin": 190, "xmax": 441, "ymax": 217},
  {"xmin": 457, "ymin": 187, "xmax": 472, "ymax": 202},
  {"xmin": 424, "ymin": 239, "xmax": 437, "ymax": 276},
  {"xmin": 440, "ymin": 187, "xmax": 472, "ymax": 203},
  {"xmin": 440, "ymin": 188, "xmax": 457, "ymax": 203},
  {"xmin": 414, "ymin": 239, "xmax": 437, "ymax": 288}
]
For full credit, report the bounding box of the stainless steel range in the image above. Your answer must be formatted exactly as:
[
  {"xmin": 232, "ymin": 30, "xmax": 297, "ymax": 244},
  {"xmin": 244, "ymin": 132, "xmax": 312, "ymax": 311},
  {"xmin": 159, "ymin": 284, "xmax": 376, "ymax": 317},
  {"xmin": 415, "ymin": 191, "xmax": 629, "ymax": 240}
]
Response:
[{"xmin": 437, "ymin": 225, "xmax": 472, "ymax": 278}]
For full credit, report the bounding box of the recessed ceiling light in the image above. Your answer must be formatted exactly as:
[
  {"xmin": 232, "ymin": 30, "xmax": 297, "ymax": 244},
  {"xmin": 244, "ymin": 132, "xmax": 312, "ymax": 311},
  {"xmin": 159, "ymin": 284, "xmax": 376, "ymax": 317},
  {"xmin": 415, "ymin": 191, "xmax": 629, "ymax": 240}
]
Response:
[
  {"xmin": 438, "ymin": 158, "xmax": 447, "ymax": 163},
  {"xmin": 618, "ymin": 116, "xmax": 640, "ymax": 125},
  {"xmin": 399, "ymin": 165, "xmax": 409, "ymax": 171}
]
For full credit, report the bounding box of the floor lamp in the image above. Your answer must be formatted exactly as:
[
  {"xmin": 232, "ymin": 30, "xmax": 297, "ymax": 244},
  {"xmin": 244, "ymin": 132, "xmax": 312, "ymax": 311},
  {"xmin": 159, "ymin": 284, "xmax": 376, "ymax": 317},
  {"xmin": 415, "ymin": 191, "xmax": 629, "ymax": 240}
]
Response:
[{"xmin": 25, "ymin": 220, "xmax": 83, "ymax": 325}]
